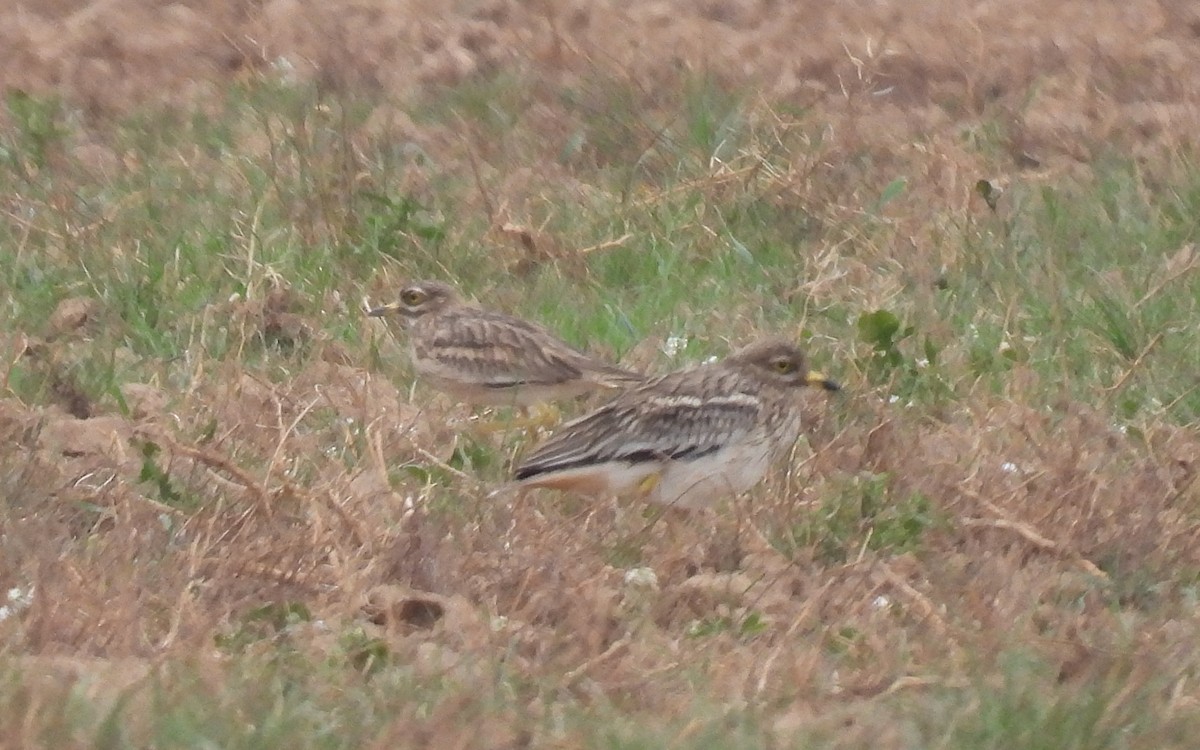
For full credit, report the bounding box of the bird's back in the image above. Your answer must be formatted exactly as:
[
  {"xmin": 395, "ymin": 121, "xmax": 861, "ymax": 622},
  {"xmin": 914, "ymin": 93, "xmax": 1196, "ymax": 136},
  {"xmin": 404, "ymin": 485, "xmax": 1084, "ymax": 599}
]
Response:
[{"xmin": 411, "ymin": 306, "xmax": 640, "ymax": 403}]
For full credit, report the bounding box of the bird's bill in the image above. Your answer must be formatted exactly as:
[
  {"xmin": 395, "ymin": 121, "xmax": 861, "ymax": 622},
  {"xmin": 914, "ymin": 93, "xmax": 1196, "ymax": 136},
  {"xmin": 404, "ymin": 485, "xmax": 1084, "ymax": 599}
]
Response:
[
  {"xmin": 366, "ymin": 302, "xmax": 403, "ymax": 317},
  {"xmin": 805, "ymin": 370, "xmax": 841, "ymax": 392}
]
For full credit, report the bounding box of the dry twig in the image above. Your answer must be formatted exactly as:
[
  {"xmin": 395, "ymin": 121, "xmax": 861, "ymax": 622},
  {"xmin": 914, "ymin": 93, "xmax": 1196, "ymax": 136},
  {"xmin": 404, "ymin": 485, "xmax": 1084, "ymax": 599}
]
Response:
[
  {"xmin": 873, "ymin": 562, "xmax": 951, "ymax": 639},
  {"xmin": 959, "ymin": 487, "xmax": 1109, "ymax": 580}
]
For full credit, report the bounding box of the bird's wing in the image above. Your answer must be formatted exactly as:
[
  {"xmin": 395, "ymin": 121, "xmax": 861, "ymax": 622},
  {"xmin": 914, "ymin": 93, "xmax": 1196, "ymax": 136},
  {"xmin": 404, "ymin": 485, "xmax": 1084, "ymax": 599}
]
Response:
[
  {"xmin": 514, "ymin": 374, "xmax": 762, "ymax": 479},
  {"xmin": 418, "ymin": 309, "xmax": 590, "ymax": 389}
]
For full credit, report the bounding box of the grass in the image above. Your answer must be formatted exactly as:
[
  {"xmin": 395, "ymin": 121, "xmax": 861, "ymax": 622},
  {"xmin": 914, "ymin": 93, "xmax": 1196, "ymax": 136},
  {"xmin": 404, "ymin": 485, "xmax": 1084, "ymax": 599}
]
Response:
[
  {"xmin": 2, "ymin": 58, "xmax": 1200, "ymax": 748},
  {"xmin": 2, "ymin": 649, "xmax": 1196, "ymax": 748}
]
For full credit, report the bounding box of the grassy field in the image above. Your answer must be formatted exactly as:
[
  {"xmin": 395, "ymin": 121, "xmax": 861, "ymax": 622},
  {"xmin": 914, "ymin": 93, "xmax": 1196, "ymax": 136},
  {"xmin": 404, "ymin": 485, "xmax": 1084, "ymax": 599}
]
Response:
[{"xmin": 2, "ymin": 17, "xmax": 1200, "ymax": 746}]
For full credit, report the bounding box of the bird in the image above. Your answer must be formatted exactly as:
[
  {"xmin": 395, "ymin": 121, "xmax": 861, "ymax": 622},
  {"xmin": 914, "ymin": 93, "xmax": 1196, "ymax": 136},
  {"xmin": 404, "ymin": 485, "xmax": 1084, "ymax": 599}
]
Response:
[
  {"xmin": 512, "ymin": 337, "xmax": 840, "ymax": 510},
  {"xmin": 366, "ymin": 280, "xmax": 643, "ymax": 428}
]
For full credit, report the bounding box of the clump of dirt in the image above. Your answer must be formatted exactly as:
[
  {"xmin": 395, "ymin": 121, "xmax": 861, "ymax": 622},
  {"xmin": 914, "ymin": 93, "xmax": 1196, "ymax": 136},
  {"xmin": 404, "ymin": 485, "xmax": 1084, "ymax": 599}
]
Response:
[
  {"xmin": 258, "ymin": 280, "xmax": 315, "ymax": 351},
  {"xmin": 12, "ymin": 295, "xmax": 119, "ymax": 419},
  {"xmin": 47, "ymin": 296, "xmax": 99, "ymax": 337}
]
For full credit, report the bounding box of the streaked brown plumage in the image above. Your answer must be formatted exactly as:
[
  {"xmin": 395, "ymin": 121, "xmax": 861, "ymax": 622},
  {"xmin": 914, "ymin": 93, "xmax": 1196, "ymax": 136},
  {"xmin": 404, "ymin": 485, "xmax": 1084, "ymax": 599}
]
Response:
[
  {"xmin": 367, "ymin": 280, "xmax": 643, "ymax": 408},
  {"xmin": 514, "ymin": 337, "xmax": 839, "ymax": 510}
]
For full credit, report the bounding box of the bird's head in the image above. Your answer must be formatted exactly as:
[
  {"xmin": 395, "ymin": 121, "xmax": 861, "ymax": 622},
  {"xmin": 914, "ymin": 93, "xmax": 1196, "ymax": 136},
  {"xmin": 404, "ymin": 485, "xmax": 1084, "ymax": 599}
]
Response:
[
  {"xmin": 727, "ymin": 337, "xmax": 840, "ymax": 392},
  {"xmin": 367, "ymin": 280, "xmax": 460, "ymax": 319}
]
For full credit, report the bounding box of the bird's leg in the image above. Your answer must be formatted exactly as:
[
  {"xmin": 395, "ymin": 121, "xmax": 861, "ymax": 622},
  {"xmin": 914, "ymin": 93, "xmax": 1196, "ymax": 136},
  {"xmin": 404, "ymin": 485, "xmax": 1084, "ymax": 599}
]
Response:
[
  {"xmin": 636, "ymin": 472, "xmax": 662, "ymax": 497},
  {"xmin": 632, "ymin": 472, "xmax": 668, "ymax": 533},
  {"xmin": 523, "ymin": 402, "xmax": 562, "ymax": 432},
  {"xmin": 633, "ymin": 474, "xmax": 700, "ymax": 558}
]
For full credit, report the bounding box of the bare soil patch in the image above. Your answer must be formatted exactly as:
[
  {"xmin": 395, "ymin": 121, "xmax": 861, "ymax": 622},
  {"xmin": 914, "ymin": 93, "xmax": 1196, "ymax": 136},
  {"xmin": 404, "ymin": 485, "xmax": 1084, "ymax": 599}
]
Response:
[{"xmin": 2, "ymin": 0, "xmax": 1199, "ymax": 163}]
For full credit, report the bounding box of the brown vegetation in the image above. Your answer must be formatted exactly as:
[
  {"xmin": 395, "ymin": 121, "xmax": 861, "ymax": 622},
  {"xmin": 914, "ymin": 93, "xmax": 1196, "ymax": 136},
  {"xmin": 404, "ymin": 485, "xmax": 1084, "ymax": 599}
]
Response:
[{"xmin": 3, "ymin": 0, "xmax": 1199, "ymax": 162}]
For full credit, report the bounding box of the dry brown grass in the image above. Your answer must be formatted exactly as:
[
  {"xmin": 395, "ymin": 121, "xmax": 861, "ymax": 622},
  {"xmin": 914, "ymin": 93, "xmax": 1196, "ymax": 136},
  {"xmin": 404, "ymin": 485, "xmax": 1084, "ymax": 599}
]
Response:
[
  {"xmin": 3, "ymin": 303, "xmax": 1200, "ymax": 742},
  {"xmin": 3, "ymin": 0, "xmax": 1199, "ymax": 162}
]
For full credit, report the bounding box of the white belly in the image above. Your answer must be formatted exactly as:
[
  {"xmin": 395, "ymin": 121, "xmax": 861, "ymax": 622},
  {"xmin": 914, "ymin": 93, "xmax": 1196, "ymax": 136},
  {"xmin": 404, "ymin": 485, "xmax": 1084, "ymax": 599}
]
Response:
[{"xmin": 650, "ymin": 438, "xmax": 774, "ymax": 510}]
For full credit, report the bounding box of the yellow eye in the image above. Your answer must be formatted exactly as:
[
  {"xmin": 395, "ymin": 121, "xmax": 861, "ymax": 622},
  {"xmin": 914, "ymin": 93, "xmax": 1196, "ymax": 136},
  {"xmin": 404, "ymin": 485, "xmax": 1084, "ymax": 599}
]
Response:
[
  {"xmin": 772, "ymin": 358, "xmax": 795, "ymax": 373},
  {"xmin": 400, "ymin": 289, "xmax": 425, "ymax": 306}
]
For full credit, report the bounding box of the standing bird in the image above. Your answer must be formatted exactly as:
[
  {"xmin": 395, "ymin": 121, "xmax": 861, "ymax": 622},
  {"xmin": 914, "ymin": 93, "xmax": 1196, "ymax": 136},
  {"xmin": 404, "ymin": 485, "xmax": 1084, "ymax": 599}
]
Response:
[
  {"xmin": 513, "ymin": 337, "xmax": 839, "ymax": 510},
  {"xmin": 367, "ymin": 280, "xmax": 643, "ymax": 428}
]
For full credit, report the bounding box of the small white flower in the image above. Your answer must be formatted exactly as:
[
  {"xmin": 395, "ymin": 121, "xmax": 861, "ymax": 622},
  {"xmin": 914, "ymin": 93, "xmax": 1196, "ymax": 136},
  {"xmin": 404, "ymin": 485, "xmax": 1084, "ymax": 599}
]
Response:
[
  {"xmin": 871, "ymin": 595, "xmax": 891, "ymax": 610},
  {"xmin": 0, "ymin": 587, "xmax": 33, "ymax": 622},
  {"xmin": 1001, "ymin": 462, "xmax": 1019, "ymax": 474},
  {"xmin": 624, "ymin": 567, "xmax": 659, "ymax": 589},
  {"xmin": 703, "ymin": 355, "xmax": 719, "ymax": 365},
  {"xmin": 888, "ymin": 395, "xmax": 901, "ymax": 404},
  {"xmin": 660, "ymin": 335, "xmax": 688, "ymax": 357}
]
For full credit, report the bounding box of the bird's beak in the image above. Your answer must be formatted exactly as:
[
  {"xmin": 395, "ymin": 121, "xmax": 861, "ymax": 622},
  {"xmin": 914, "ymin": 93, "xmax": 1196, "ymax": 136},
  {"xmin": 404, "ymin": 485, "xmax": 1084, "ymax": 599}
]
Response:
[
  {"xmin": 366, "ymin": 302, "xmax": 403, "ymax": 318},
  {"xmin": 805, "ymin": 370, "xmax": 841, "ymax": 392}
]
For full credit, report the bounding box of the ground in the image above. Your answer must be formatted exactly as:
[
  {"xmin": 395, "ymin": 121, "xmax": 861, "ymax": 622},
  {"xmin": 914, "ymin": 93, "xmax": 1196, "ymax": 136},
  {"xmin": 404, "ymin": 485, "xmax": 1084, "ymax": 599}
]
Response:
[{"xmin": 1, "ymin": 1, "xmax": 1200, "ymax": 747}]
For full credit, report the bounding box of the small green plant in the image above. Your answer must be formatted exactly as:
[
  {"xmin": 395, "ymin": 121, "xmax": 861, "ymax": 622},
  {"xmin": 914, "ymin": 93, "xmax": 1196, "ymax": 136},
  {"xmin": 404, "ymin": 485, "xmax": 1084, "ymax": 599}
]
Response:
[
  {"xmin": 397, "ymin": 462, "xmax": 451, "ymax": 488},
  {"xmin": 783, "ymin": 474, "xmax": 939, "ymax": 562},
  {"xmin": 3, "ymin": 90, "xmax": 68, "ymax": 172},
  {"xmin": 857, "ymin": 308, "xmax": 952, "ymax": 404},
  {"xmin": 1084, "ymin": 286, "xmax": 1140, "ymax": 361},
  {"xmin": 686, "ymin": 611, "xmax": 768, "ymax": 640},
  {"xmin": 215, "ymin": 601, "xmax": 312, "ymax": 654},
  {"xmin": 680, "ymin": 73, "xmax": 745, "ymax": 161},
  {"xmin": 826, "ymin": 625, "xmax": 861, "ymax": 656},
  {"xmin": 869, "ymin": 491, "xmax": 939, "ymax": 553},
  {"xmin": 857, "ymin": 309, "xmax": 913, "ymax": 375},
  {"xmin": 339, "ymin": 628, "xmax": 391, "ymax": 677},
  {"xmin": 447, "ymin": 437, "xmax": 496, "ymax": 473},
  {"xmin": 138, "ymin": 440, "xmax": 185, "ymax": 508},
  {"xmin": 358, "ymin": 191, "xmax": 446, "ymax": 260}
]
